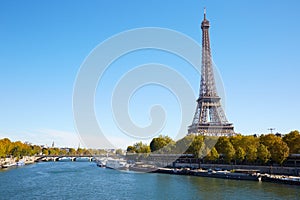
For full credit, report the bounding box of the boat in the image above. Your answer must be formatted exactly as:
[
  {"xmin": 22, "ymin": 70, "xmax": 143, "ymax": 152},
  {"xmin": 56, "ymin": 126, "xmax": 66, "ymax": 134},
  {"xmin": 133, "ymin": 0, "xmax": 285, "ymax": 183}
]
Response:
[
  {"xmin": 2, "ymin": 162, "xmax": 16, "ymax": 168},
  {"xmin": 261, "ymin": 174, "xmax": 300, "ymax": 185},
  {"xmin": 106, "ymin": 158, "xmax": 129, "ymax": 170},
  {"xmin": 194, "ymin": 169, "xmax": 260, "ymax": 181},
  {"xmin": 95, "ymin": 157, "xmax": 108, "ymax": 168},
  {"xmin": 129, "ymin": 162, "xmax": 158, "ymax": 173},
  {"xmin": 16, "ymin": 161, "xmax": 25, "ymax": 166}
]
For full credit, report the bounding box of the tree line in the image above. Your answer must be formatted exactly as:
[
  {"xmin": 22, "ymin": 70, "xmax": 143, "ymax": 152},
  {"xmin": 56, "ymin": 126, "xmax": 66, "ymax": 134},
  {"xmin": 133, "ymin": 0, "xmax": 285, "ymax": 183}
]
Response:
[
  {"xmin": 127, "ymin": 130, "xmax": 300, "ymax": 165},
  {"xmin": 0, "ymin": 138, "xmax": 41, "ymax": 158},
  {"xmin": 0, "ymin": 138, "xmax": 109, "ymax": 159}
]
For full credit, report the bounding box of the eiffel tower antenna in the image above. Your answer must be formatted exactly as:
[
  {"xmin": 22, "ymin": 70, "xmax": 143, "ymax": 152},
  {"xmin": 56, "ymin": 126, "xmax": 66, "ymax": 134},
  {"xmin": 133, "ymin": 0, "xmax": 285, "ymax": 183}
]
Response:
[{"xmin": 188, "ymin": 9, "xmax": 235, "ymax": 137}]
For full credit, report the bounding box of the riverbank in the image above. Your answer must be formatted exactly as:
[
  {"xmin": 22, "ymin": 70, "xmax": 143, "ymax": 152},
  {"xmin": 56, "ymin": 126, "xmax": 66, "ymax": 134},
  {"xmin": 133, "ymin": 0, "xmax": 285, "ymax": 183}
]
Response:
[
  {"xmin": 154, "ymin": 167, "xmax": 260, "ymax": 181},
  {"xmin": 153, "ymin": 167, "xmax": 300, "ymax": 185},
  {"xmin": 174, "ymin": 163, "xmax": 300, "ymax": 176},
  {"xmin": 261, "ymin": 174, "xmax": 300, "ymax": 185},
  {"xmin": 0, "ymin": 156, "xmax": 36, "ymax": 168},
  {"xmin": 124, "ymin": 162, "xmax": 300, "ymax": 186}
]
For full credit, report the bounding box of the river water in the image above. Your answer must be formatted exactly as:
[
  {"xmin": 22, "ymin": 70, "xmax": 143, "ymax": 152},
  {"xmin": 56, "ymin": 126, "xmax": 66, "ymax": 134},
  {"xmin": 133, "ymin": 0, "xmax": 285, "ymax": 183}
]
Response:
[{"xmin": 0, "ymin": 161, "xmax": 298, "ymax": 199}]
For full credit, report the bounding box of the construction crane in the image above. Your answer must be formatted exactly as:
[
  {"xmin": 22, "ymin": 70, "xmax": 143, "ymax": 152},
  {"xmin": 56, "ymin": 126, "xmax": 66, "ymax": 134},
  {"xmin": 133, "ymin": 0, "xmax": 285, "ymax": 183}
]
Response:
[{"xmin": 268, "ymin": 128, "xmax": 275, "ymax": 134}]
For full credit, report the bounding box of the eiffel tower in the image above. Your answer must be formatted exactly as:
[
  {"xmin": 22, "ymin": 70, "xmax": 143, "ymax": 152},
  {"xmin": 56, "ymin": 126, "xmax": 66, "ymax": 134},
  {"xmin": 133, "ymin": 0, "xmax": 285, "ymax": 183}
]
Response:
[{"xmin": 188, "ymin": 9, "xmax": 235, "ymax": 136}]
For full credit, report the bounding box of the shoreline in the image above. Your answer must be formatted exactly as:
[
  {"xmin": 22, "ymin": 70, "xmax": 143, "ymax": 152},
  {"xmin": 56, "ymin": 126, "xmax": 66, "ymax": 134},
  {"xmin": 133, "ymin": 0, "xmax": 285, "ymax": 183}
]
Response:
[
  {"xmin": 103, "ymin": 164, "xmax": 300, "ymax": 186},
  {"xmin": 0, "ymin": 156, "xmax": 36, "ymax": 169},
  {"xmin": 119, "ymin": 162, "xmax": 300, "ymax": 186},
  {"xmin": 151, "ymin": 167, "xmax": 300, "ymax": 186}
]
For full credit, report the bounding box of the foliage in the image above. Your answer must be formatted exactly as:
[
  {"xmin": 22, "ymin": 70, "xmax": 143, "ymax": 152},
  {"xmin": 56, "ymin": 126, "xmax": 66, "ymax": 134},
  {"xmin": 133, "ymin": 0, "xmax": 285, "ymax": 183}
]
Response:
[
  {"xmin": 1, "ymin": 129, "xmax": 296, "ymax": 166},
  {"xmin": 230, "ymin": 135, "xmax": 243, "ymax": 150},
  {"xmin": 269, "ymin": 139, "xmax": 289, "ymax": 165},
  {"xmin": 283, "ymin": 130, "xmax": 300, "ymax": 153},
  {"xmin": 0, "ymin": 138, "xmax": 41, "ymax": 158},
  {"xmin": 171, "ymin": 135, "xmax": 194, "ymax": 154},
  {"xmin": 0, "ymin": 138, "xmax": 94, "ymax": 158},
  {"xmin": 135, "ymin": 142, "xmax": 151, "ymax": 153},
  {"xmin": 186, "ymin": 135, "xmax": 204, "ymax": 158},
  {"xmin": 260, "ymin": 134, "xmax": 277, "ymax": 148},
  {"xmin": 257, "ymin": 144, "xmax": 271, "ymax": 164},
  {"xmin": 215, "ymin": 137, "xmax": 235, "ymax": 163},
  {"xmin": 260, "ymin": 134, "xmax": 290, "ymax": 165},
  {"xmin": 150, "ymin": 135, "xmax": 174, "ymax": 152},
  {"xmin": 235, "ymin": 147, "xmax": 246, "ymax": 163},
  {"xmin": 126, "ymin": 142, "xmax": 151, "ymax": 154},
  {"xmin": 0, "ymin": 138, "xmax": 12, "ymax": 158},
  {"xmin": 68, "ymin": 148, "xmax": 76, "ymax": 155},
  {"xmin": 126, "ymin": 146, "xmax": 136, "ymax": 153},
  {"xmin": 42, "ymin": 148, "xmax": 49, "ymax": 155},
  {"xmin": 242, "ymin": 136, "xmax": 259, "ymax": 163},
  {"xmin": 205, "ymin": 147, "xmax": 219, "ymax": 162}
]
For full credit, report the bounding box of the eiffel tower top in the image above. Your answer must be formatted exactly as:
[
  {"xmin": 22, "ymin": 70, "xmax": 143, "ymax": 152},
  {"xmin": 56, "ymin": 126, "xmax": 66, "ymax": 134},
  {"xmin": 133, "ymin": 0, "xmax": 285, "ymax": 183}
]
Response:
[{"xmin": 201, "ymin": 8, "xmax": 210, "ymax": 29}]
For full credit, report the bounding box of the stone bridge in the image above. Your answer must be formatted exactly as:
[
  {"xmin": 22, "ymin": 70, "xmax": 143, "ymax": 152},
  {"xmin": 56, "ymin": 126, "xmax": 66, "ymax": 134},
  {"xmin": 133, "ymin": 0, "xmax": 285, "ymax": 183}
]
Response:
[{"xmin": 35, "ymin": 155, "xmax": 95, "ymax": 162}]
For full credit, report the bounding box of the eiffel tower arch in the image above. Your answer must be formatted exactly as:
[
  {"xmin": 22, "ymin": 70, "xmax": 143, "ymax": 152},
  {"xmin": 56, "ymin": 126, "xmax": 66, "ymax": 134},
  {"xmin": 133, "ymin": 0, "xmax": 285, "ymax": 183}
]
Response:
[{"xmin": 188, "ymin": 9, "xmax": 235, "ymax": 137}]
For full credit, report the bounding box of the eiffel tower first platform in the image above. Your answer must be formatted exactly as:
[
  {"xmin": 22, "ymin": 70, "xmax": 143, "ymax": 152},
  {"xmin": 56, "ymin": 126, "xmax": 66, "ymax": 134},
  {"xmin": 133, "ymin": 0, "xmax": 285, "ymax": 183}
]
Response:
[{"xmin": 188, "ymin": 9, "xmax": 235, "ymax": 137}]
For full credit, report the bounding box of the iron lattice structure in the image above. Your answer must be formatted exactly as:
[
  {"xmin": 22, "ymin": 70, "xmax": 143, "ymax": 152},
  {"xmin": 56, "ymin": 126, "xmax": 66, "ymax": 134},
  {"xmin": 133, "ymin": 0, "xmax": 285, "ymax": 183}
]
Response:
[{"xmin": 188, "ymin": 10, "xmax": 235, "ymax": 137}]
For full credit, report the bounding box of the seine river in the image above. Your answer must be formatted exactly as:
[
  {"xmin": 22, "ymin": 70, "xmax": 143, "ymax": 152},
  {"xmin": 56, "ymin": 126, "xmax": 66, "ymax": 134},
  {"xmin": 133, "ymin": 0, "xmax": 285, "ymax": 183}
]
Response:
[{"xmin": 0, "ymin": 162, "xmax": 298, "ymax": 199}]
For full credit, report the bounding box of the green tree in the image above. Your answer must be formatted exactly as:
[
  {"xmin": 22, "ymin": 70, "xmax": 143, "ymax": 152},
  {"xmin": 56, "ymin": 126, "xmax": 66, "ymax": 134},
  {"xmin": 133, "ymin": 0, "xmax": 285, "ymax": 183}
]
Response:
[
  {"xmin": 186, "ymin": 135, "xmax": 204, "ymax": 158},
  {"xmin": 10, "ymin": 141, "xmax": 23, "ymax": 158},
  {"xmin": 10, "ymin": 141, "xmax": 31, "ymax": 158},
  {"xmin": 240, "ymin": 136, "xmax": 259, "ymax": 163},
  {"xmin": 216, "ymin": 137, "xmax": 235, "ymax": 163},
  {"xmin": 172, "ymin": 135, "xmax": 194, "ymax": 154},
  {"xmin": 48, "ymin": 148, "xmax": 60, "ymax": 155},
  {"xmin": 67, "ymin": 148, "xmax": 75, "ymax": 155},
  {"xmin": 126, "ymin": 146, "xmax": 136, "ymax": 153},
  {"xmin": 0, "ymin": 144, "xmax": 5, "ymax": 158},
  {"xmin": 257, "ymin": 144, "xmax": 271, "ymax": 164},
  {"xmin": 0, "ymin": 138, "xmax": 9, "ymax": 157},
  {"xmin": 230, "ymin": 134, "xmax": 244, "ymax": 150},
  {"xmin": 150, "ymin": 135, "xmax": 174, "ymax": 152},
  {"xmin": 269, "ymin": 139, "xmax": 289, "ymax": 165},
  {"xmin": 42, "ymin": 148, "xmax": 49, "ymax": 155},
  {"xmin": 0, "ymin": 138, "xmax": 12, "ymax": 157},
  {"xmin": 283, "ymin": 130, "xmax": 300, "ymax": 153},
  {"xmin": 245, "ymin": 145, "xmax": 257, "ymax": 163},
  {"xmin": 235, "ymin": 147, "xmax": 246, "ymax": 163},
  {"xmin": 133, "ymin": 142, "xmax": 150, "ymax": 153},
  {"xmin": 260, "ymin": 134, "xmax": 277, "ymax": 148},
  {"xmin": 59, "ymin": 149, "xmax": 67, "ymax": 155},
  {"xmin": 31, "ymin": 145, "xmax": 42, "ymax": 156},
  {"xmin": 205, "ymin": 147, "xmax": 219, "ymax": 162},
  {"xmin": 260, "ymin": 134, "xmax": 290, "ymax": 164}
]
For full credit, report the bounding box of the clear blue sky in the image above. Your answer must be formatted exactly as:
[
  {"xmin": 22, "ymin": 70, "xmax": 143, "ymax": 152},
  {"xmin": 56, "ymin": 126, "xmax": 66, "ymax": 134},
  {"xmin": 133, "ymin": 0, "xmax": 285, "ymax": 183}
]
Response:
[{"xmin": 1, "ymin": 0, "xmax": 300, "ymax": 148}]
